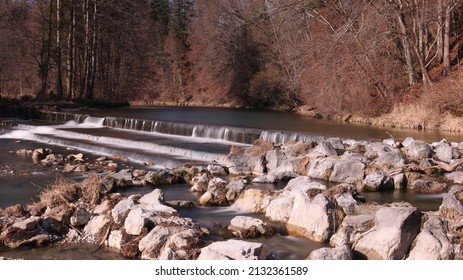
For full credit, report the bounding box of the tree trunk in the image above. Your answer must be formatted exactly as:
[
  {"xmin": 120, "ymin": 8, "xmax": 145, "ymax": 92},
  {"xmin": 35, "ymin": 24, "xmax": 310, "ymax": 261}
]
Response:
[{"xmin": 443, "ymin": 2, "xmax": 451, "ymax": 75}]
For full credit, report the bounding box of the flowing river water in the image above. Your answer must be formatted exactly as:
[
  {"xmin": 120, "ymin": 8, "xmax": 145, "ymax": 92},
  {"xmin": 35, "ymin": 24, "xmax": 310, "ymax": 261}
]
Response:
[{"xmin": 0, "ymin": 106, "xmax": 461, "ymax": 259}]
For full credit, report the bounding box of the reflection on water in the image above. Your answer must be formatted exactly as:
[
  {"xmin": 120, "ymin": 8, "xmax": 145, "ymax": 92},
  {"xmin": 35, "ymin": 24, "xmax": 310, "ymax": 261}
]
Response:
[
  {"xmin": 361, "ymin": 190, "xmax": 445, "ymax": 211},
  {"xmin": 0, "ymin": 244, "xmax": 125, "ymax": 260}
]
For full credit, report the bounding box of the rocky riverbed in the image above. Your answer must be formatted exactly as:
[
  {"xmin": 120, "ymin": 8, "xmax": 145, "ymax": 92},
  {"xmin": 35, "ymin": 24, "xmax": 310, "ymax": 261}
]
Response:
[{"xmin": 1, "ymin": 135, "xmax": 463, "ymax": 260}]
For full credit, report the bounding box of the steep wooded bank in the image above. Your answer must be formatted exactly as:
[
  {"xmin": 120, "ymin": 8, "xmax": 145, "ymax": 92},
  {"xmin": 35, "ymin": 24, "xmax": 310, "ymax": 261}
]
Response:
[{"xmin": 2, "ymin": 1, "xmax": 463, "ymax": 129}]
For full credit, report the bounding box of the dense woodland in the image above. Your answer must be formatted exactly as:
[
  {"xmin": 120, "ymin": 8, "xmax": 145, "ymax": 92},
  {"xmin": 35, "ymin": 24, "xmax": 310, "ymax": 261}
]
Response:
[{"xmin": 2, "ymin": 0, "xmax": 463, "ymax": 118}]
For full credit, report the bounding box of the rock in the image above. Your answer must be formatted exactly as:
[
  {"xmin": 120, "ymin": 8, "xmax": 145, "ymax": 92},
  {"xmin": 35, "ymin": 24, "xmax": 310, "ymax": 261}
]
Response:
[
  {"xmin": 73, "ymin": 164, "xmax": 88, "ymax": 173},
  {"xmin": 111, "ymin": 198, "xmax": 135, "ymax": 224},
  {"xmin": 197, "ymin": 240, "xmax": 263, "ymax": 260},
  {"xmin": 32, "ymin": 148, "xmax": 51, "ymax": 160},
  {"xmin": 293, "ymin": 156, "xmax": 310, "ymax": 175},
  {"xmin": 198, "ymin": 191, "xmax": 214, "ymax": 205},
  {"xmin": 382, "ymin": 138, "xmax": 397, "ymax": 147},
  {"xmin": 307, "ymin": 157, "xmax": 336, "ymax": 181},
  {"xmin": 330, "ymin": 215, "xmax": 374, "ymax": 247},
  {"xmin": 362, "ymin": 172, "xmax": 394, "ymax": 192},
  {"xmin": 327, "ymin": 137, "xmax": 345, "ymax": 150},
  {"xmin": 308, "ymin": 245, "xmax": 353, "ymax": 260},
  {"xmin": 70, "ymin": 208, "xmax": 91, "ymax": 227},
  {"xmin": 435, "ymin": 143, "xmax": 454, "ymax": 163},
  {"xmin": 365, "ymin": 142, "xmax": 395, "ymax": 159},
  {"xmin": 3, "ymin": 232, "xmax": 50, "ymax": 249},
  {"xmin": 407, "ymin": 216, "xmax": 455, "ymax": 260},
  {"xmin": 252, "ymin": 155, "xmax": 267, "ymax": 175},
  {"xmin": 39, "ymin": 216, "xmax": 69, "ymax": 236},
  {"xmin": 265, "ymin": 196, "xmax": 294, "ymax": 223},
  {"xmin": 409, "ymin": 178, "xmax": 447, "ymax": 193},
  {"xmin": 12, "ymin": 217, "xmax": 41, "ymax": 231},
  {"xmin": 373, "ymin": 151, "xmax": 405, "ymax": 170},
  {"xmin": 226, "ymin": 154, "xmax": 255, "ymax": 175},
  {"xmin": 353, "ymin": 206, "xmax": 422, "ymax": 260},
  {"xmin": 124, "ymin": 208, "xmax": 153, "ymax": 236},
  {"xmin": 439, "ymin": 185, "xmax": 463, "ymax": 219},
  {"xmin": 166, "ymin": 200, "xmax": 195, "ymax": 208},
  {"xmin": 190, "ymin": 173, "xmax": 209, "ymax": 192},
  {"xmin": 401, "ymin": 137, "xmax": 415, "ymax": 148},
  {"xmin": 207, "ymin": 177, "xmax": 227, "ymax": 190},
  {"xmin": 107, "ymin": 230, "xmax": 123, "ymax": 250},
  {"xmin": 110, "ymin": 169, "xmax": 133, "ymax": 187},
  {"xmin": 335, "ymin": 193, "xmax": 358, "ymax": 215},
  {"xmin": 284, "ymin": 176, "xmax": 327, "ymax": 192},
  {"xmin": 228, "ymin": 216, "xmax": 273, "ymax": 238},
  {"xmin": 266, "ymin": 149, "xmax": 286, "ymax": 171},
  {"xmin": 140, "ymin": 189, "xmax": 164, "ymax": 204},
  {"xmin": 232, "ymin": 189, "xmax": 269, "ymax": 213},
  {"xmin": 329, "ymin": 159, "xmax": 365, "ymax": 183},
  {"xmin": 308, "ymin": 141, "xmax": 337, "ymax": 158},
  {"xmin": 252, "ymin": 161, "xmax": 297, "ymax": 183},
  {"xmin": 286, "ymin": 192, "xmax": 335, "ymax": 242},
  {"xmin": 207, "ymin": 164, "xmax": 227, "ymax": 175},
  {"xmin": 403, "ymin": 141, "xmax": 432, "ymax": 161},
  {"xmin": 84, "ymin": 215, "xmax": 111, "ymax": 237},
  {"xmin": 393, "ymin": 174, "xmax": 407, "ymax": 190},
  {"xmin": 225, "ymin": 180, "xmax": 246, "ymax": 201},
  {"xmin": 138, "ymin": 226, "xmax": 170, "ymax": 259},
  {"xmin": 132, "ymin": 169, "xmax": 147, "ymax": 178},
  {"xmin": 43, "ymin": 205, "xmax": 73, "ymax": 224},
  {"xmin": 93, "ymin": 200, "xmax": 112, "ymax": 215},
  {"xmin": 248, "ymin": 139, "xmax": 275, "ymax": 157},
  {"xmin": 445, "ymin": 171, "xmax": 463, "ymax": 184}
]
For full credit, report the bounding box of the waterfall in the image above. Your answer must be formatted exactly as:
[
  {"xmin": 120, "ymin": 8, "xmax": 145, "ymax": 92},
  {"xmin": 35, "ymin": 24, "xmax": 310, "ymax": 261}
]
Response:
[{"xmin": 82, "ymin": 116, "xmax": 105, "ymax": 127}]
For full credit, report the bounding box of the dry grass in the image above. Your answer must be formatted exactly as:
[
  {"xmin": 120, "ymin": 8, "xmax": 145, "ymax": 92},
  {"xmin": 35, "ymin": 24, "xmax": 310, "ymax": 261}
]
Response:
[{"xmin": 33, "ymin": 174, "xmax": 103, "ymax": 210}]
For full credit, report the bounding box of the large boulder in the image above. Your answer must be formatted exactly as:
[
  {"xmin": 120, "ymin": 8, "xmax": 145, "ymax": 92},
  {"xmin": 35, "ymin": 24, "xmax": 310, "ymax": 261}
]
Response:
[
  {"xmin": 373, "ymin": 151, "xmax": 405, "ymax": 170},
  {"xmin": 308, "ymin": 141, "xmax": 337, "ymax": 158},
  {"xmin": 138, "ymin": 226, "xmax": 170, "ymax": 259},
  {"xmin": 444, "ymin": 171, "xmax": 463, "ymax": 184},
  {"xmin": 111, "ymin": 197, "xmax": 135, "ymax": 224},
  {"xmin": 307, "ymin": 245, "xmax": 353, "ymax": 260},
  {"xmin": 252, "ymin": 161, "xmax": 297, "ymax": 183},
  {"xmin": 307, "ymin": 157, "xmax": 336, "ymax": 181},
  {"xmin": 365, "ymin": 142, "xmax": 396, "ymax": 159},
  {"xmin": 225, "ymin": 180, "xmax": 247, "ymax": 201},
  {"xmin": 439, "ymin": 185, "xmax": 463, "ymax": 219},
  {"xmin": 329, "ymin": 159, "xmax": 365, "ymax": 183},
  {"xmin": 353, "ymin": 207, "xmax": 422, "ymax": 260},
  {"xmin": 403, "ymin": 141, "xmax": 432, "ymax": 161},
  {"xmin": 231, "ymin": 189, "xmax": 269, "ymax": 213},
  {"xmin": 228, "ymin": 216, "xmax": 273, "ymax": 238},
  {"xmin": 266, "ymin": 149, "xmax": 286, "ymax": 171},
  {"xmin": 330, "ymin": 215, "xmax": 374, "ymax": 247},
  {"xmin": 286, "ymin": 192, "xmax": 335, "ymax": 242},
  {"xmin": 197, "ymin": 240, "xmax": 263, "ymax": 260},
  {"xmin": 409, "ymin": 178, "xmax": 447, "ymax": 194},
  {"xmin": 435, "ymin": 142, "xmax": 454, "ymax": 163},
  {"xmin": 407, "ymin": 216, "xmax": 455, "ymax": 260},
  {"xmin": 124, "ymin": 208, "xmax": 153, "ymax": 236},
  {"xmin": 265, "ymin": 196, "xmax": 294, "ymax": 223},
  {"xmin": 83, "ymin": 215, "xmax": 111, "ymax": 237},
  {"xmin": 284, "ymin": 176, "xmax": 327, "ymax": 192},
  {"xmin": 362, "ymin": 172, "xmax": 394, "ymax": 192},
  {"xmin": 70, "ymin": 208, "xmax": 92, "ymax": 227}
]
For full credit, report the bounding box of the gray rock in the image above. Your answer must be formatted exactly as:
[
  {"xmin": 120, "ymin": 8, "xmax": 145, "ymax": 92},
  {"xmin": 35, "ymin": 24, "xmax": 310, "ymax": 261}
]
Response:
[
  {"xmin": 266, "ymin": 149, "xmax": 286, "ymax": 171},
  {"xmin": 382, "ymin": 138, "xmax": 397, "ymax": 147},
  {"xmin": 138, "ymin": 226, "xmax": 170, "ymax": 259},
  {"xmin": 307, "ymin": 157, "xmax": 336, "ymax": 181},
  {"xmin": 286, "ymin": 192, "xmax": 335, "ymax": 242},
  {"xmin": 232, "ymin": 189, "xmax": 269, "ymax": 213},
  {"xmin": 284, "ymin": 176, "xmax": 327, "ymax": 192},
  {"xmin": 353, "ymin": 207, "xmax": 422, "ymax": 260},
  {"xmin": 409, "ymin": 178, "xmax": 447, "ymax": 193},
  {"xmin": 407, "ymin": 216, "xmax": 455, "ymax": 260},
  {"xmin": 265, "ymin": 196, "xmax": 294, "ymax": 223},
  {"xmin": 124, "ymin": 208, "xmax": 153, "ymax": 235},
  {"xmin": 308, "ymin": 141, "xmax": 337, "ymax": 158},
  {"xmin": 439, "ymin": 185, "xmax": 463, "ymax": 219},
  {"xmin": 111, "ymin": 198, "xmax": 135, "ymax": 224},
  {"xmin": 335, "ymin": 193, "xmax": 358, "ymax": 215},
  {"xmin": 365, "ymin": 142, "xmax": 395, "ymax": 159},
  {"xmin": 401, "ymin": 137, "xmax": 415, "ymax": 148},
  {"xmin": 252, "ymin": 161, "xmax": 297, "ymax": 183},
  {"xmin": 327, "ymin": 137, "xmax": 345, "ymax": 150},
  {"xmin": 84, "ymin": 215, "xmax": 111, "ymax": 237},
  {"xmin": 107, "ymin": 230, "xmax": 123, "ymax": 250},
  {"xmin": 140, "ymin": 189, "xmax": 164, "ymax": 204},
  {"xmin": 190, "ymin": 173, "xmax": 209, "ymax": 192},
  {"xmin": 373, "ymin": 151, "xmax": 405, "ymax": 170},
  {"xmin": 435, "ymin": 142, "xmax": 454, "ymax": 163},
  {"xmin": 228, "ymin": 216, "xmax": 273, "ymax": 238},
  {"xmin": 445, "ymin": 171, "xmax": 463, "ymax": 184},
  {"xmin": 252, "ymin": 155, "xmax": 266, "ymax": 175},
  {"xmin": 197, "ymin": 240, "xmax": 263, "ymax": 260},
  {"xmin": 403, "ymin": 141, "xmax": 432, "ymax": 160},
  {"xmin": 207, "ymin": 164, "xmax": 227, "ymax": 175},
  {"xmin": 308, "ymin": 245, "xmax": 353, "ymax": 260},
  {"xmin": 330, "ymin": 215, "xmax": 374, "ymax": 247},
  {"xmin": 329, "ymin": 159, "xmax": 365, "ymax": 183},
  {"xmin": 393, "ymin": 173, "xmax": 407, "ymax": 190},
  {"xmin": 362, "ymin": 172, "xmax": 394, "ymax": 192},
  {"xmin": 12, "ymin": 217, "xmax": 41, "ymax": 231},
  {"xmin": 225, "ymin": 180, "xmax": 246, "ymax": 201},
  {"xmin": 226, "ymin": 154, "xmax": 255, "ymax": 175},
  {"xmin": 70, "ymin": 208, "xmax": 91, "ymax": 227}
]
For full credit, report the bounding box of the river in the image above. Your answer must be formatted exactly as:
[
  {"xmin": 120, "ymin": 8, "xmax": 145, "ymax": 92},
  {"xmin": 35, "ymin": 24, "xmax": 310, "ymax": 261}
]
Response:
[{"xmin": 0, "ymin": 106, "xmax": 460, "ymax": 259}]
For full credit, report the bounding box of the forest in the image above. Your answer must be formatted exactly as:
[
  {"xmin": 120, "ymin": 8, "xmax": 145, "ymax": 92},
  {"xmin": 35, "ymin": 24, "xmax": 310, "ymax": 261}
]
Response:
[{"xmin": 2, "ymin": 0, "xmax": 463, "ymax": 121}]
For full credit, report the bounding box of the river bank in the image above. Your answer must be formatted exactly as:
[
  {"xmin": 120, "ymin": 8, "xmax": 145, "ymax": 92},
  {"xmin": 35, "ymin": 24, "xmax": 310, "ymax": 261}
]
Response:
[{"xmin": 1, "ymin": 132, "xmax": 463, "ymax": 260}]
